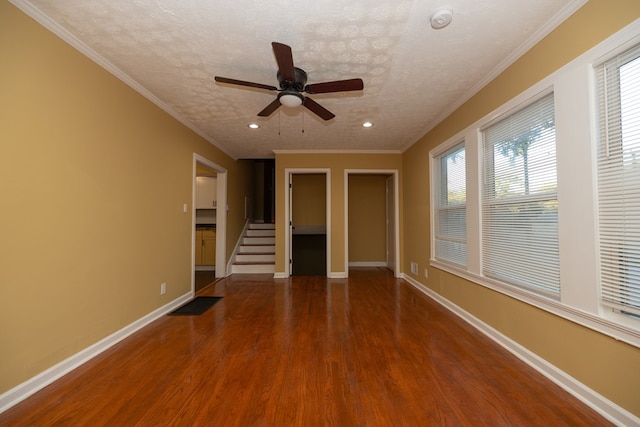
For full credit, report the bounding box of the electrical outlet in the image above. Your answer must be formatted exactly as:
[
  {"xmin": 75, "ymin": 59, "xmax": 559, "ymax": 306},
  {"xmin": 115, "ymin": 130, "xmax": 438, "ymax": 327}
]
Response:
[
  {"xmin": 160, "ymin": 282, "xmax": 166, "ymax": 295},
  {"xmin": 424, "ymin": 268, "xmax": 429, "ymax": 279},
  {"xmin": 410, "ymin": 262, "xmax": 418, "ymax": 275}
]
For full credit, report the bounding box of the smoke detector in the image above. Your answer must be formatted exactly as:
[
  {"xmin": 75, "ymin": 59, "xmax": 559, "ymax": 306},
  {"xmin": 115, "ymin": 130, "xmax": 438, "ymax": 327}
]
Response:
[{"xmin": 430, "ymin": 8, "xmax": 453, "ymax": 29}]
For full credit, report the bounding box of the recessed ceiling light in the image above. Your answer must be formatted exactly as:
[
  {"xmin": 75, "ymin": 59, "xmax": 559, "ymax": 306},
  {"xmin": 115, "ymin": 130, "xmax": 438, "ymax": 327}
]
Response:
[
  {"xmin": 248, "ymin": 123, "xmax": 259, "ymax": 129},
  {"xmin": 362, "ymin": 122, "xmax": 373, "ymax": 128}
]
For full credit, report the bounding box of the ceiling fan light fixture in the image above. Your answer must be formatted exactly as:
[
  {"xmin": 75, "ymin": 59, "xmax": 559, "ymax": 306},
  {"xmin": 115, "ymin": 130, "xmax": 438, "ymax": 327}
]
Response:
[
  {"xmin": 248, "ymin": 123, "xmax": 259, "ymax": 129},
  {"xmin": 216, "ymin": 42, "xmax": 363, "ymax": 121},
  {"xmin": 279, "ymin": 92, "xmax": 304, "ymax": 108},
  {"xmin": 362, "ymin": 122, "xmax": 373, "ymax": 128}
]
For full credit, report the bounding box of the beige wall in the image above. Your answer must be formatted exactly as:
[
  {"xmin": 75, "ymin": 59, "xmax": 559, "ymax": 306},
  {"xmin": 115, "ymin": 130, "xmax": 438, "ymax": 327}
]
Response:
[
  {"xmin": 402, "ymin": 0, "xmax": 640, "ymax": 416},
  {"xmin": 0, "ymin": 1, "xmax": 249, "ymax": 394},
  {"xmin": 348, "ymin": 175, "xmax": 387, "ymax": 263},
  {"xmin": 275, "ymin": 153, "xmax": 402, "ymax": 274},
  {"xmin": 292, "ymin": 174, "xmax": 326, "ymax": 227},
  {"xmin": 4, "ymin": 0, "xmax": 640, "ymax": 418}
]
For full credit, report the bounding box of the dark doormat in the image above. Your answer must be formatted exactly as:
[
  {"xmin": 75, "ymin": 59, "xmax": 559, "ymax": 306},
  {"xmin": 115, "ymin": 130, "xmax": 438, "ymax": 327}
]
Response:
[{"xmin": 168, "ymin": 296, "xmax": 222, "ymax": 316}]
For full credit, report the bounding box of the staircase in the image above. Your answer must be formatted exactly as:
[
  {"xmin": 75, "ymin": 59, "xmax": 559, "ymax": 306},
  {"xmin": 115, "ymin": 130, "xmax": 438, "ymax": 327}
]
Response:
[{"xmin": 231, "ymin": 223, "xmax": 275, "ymax": 274}]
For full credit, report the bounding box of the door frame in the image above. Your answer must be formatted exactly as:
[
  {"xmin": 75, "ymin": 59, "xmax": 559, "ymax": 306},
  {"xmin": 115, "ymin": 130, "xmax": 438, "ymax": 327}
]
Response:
[
  {"xmin": 385, "ymin": 175, "xmax": 396, "ymax": 272},
  {"xmin": 193, "ymin": 154, "xmax": 228, "ymax": 292},
  {"xmin": 283, "ymin": 168, "xmax": 331, "ymax": 278},
  {"xmin": 344, "ymin": 169, "xmax": 400, "ymax": 277}
]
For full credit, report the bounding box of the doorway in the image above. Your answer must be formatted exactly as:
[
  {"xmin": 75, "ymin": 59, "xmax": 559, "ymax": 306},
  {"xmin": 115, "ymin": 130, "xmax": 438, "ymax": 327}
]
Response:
[
  {"xmin": 193, "ymin": 154, "xmax": 227, "ymax": 293},
  {"xmin": 345, "ymin": 170, "xmax": 400, "ymax": 277},
  {"xmin": 284, "ymin": 169, "xmax": 331, "ymax": 277},
  {"xmin": 247, "ymin": 159, "xmax": 275, "ymax": 223}
]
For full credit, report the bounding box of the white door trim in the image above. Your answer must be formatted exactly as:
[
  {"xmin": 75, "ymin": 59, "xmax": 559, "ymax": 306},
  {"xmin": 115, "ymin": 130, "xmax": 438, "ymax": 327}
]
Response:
[
  {"xmin": 344, "ymin": 169, "xmax": 400, "ymax": 278},
  {"xmin": 284, "ymin": 168, "xmax": 331, "ymax": 277},
  {"xmin": 193, "ymin": 154, "xmax": 228, "ymax": 290}
]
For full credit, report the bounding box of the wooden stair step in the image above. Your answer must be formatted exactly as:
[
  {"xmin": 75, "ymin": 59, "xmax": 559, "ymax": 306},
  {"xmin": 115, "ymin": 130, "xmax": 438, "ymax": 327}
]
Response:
[
  {"xmin": 238, "ymin": 252, "xmax": 274, "ymax": 255},
  {"xmin": 233, "ymin": 261, "xmax": 275, "ymax": 265}
]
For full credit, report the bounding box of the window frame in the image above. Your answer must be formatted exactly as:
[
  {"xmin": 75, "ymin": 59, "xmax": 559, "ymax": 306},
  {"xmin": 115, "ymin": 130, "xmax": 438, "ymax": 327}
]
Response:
[
  {"xmin": 480, "ymin": 91, "xmax": 560, "ymax": 298},
  {"xmin": 595, "ymin": 42, "xmax": 640, "ymax": 319},
  {"xmin": 427, "ymin": 22, "xmax": 640, "ymax": 348},
  {"xmin": 432, "ymin": 141, "xmax": 467, "ymax": 267}
]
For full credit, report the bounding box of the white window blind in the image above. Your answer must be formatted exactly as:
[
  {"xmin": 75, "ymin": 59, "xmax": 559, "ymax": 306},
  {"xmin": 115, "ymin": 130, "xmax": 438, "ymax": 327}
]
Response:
[
  {"xmin": 596, "ymin": 43, "xmax": 640, "ymax": 317},
  {"xmin": 434, "ymin": 144, "xmax": 467, "ymax": 266},
  {"xmin": 481, "ymin": 93, "xmax": 559, "ymax": 296}
]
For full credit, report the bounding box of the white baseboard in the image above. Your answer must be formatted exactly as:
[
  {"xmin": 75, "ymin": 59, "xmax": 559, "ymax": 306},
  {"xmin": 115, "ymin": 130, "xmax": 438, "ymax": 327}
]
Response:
[
  {"xmin": 328, "ymin": 272, "xmax": 348, "ymax": 279},
  {"xmin": 348, "ymin": 262, "xmax": 386, "ymax": 267},
  {"xmin": 402, "ymin": 274, "xmax": 639, "ymax": 427},
  {"xmin": 0, "ymin": 292, "xmax": 192, "ymax": 414}
]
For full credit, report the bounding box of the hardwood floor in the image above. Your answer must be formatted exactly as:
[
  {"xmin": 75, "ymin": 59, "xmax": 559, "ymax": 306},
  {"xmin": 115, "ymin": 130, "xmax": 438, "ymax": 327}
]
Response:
[
  {"xmin": 195, "ymin": 270, "xmax": 216, "ymax": 292},
  {"xmin": 0, "ymin": 268, "xmax": 611, "ymax": 426}
]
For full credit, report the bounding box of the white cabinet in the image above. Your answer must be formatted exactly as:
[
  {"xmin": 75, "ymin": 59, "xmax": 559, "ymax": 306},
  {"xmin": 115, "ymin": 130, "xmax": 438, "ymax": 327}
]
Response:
[{"xmin": 196, "ymin": 176, "xmax": 217, "ymax": 209}]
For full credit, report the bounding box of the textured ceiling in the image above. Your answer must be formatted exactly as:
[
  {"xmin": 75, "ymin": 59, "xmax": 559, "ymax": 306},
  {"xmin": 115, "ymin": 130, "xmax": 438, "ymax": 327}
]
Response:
[{"xmin": 14, "ymin": 0, "xmax": 585, "ymax": 159}]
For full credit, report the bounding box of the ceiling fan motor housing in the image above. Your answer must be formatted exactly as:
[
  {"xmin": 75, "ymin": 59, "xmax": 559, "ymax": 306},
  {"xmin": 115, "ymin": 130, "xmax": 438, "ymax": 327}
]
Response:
[{"xmin": 277, "ymin": 67, "xmax": 307, "ymax": 91}]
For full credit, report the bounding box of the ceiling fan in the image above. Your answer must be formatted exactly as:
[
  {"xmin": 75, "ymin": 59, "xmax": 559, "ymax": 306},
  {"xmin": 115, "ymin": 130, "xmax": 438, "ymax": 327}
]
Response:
[{"xmin": 214, "ymin": 42, "xmax": 364, "ymax": 121}]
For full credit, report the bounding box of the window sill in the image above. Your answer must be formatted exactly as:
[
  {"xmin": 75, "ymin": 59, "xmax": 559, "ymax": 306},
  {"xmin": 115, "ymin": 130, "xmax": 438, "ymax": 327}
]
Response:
[{"xmin": 429, "ymin": 259, "xmax": 640, "ymax": 349}]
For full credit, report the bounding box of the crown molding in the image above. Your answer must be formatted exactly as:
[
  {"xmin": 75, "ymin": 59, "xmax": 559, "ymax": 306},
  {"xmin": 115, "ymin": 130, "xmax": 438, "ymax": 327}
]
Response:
[{"xmin": 8, "ymin": 0, "xmax": 238, "ymax": 160}]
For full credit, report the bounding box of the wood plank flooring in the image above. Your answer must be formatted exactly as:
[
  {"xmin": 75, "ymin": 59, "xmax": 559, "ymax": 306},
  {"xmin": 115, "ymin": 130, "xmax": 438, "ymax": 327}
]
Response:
[
  {"xmin": 0, "ymin": 268, "xmax": 611, "ymax": 426},
  {"xmin": 195, "ymin": 270, "xmax": 216, "ymax": 292}
]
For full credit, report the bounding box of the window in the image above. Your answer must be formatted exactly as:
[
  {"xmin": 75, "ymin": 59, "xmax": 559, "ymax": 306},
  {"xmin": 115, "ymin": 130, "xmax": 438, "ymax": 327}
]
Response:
[
  {"xmin": 596, "ymin": 43, "xmax": 640, "ymax": 317},
  {"xmin": 481, "ymin": 93, "xmax": 559, "ymax": 297},
  {"xmin": 434, "ymin": 143, "xmax": 467, "ymax": 266},
  {"xmin": 428, "ymin": 26, "xmax": 640, "ymax": 343}
]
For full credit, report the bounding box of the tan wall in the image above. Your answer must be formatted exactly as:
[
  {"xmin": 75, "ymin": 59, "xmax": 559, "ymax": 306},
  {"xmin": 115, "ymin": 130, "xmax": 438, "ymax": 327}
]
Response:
[
  {"xmin": 292, "ymin": 174, "xmax": 326, "ymax": 227},
  {"xmin": 0, "ymin": 1, "xmax": 248, "ymax": 394},
  {"xmin": 401, "ymin": 0, "xmax": 640, "ymax": 416},
  {"xmin": 275, "ymin": 153, "xmax": 402, "ymax": 274},
  {"xmin": 348, "ymin": 175, "xmax": 387, "ymax": 263}
]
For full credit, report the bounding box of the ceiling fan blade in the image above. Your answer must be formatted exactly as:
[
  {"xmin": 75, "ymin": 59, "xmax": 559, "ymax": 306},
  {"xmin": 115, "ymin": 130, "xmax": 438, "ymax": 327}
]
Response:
[
  {"xmin": 215, "ymin": 76, "xmax": 278, "ymax": 91},
  {"xmin": 305, "ymin": 78, "xmax": 364, "ymax": 94},
  {"xmin": 303, "ymin": 97, "xmax": 335, "ymax": 121},
  {"xmin": 272, "ymin": 42, "xmax": 296, "ymax": 83},
  {"xmin": 257, "ymin": 99, "xmax": 281, "ymax": 117}
]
